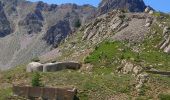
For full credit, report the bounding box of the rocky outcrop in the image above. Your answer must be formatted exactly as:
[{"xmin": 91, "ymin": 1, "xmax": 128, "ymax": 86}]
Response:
[
  {"xmin": 82, "ymin": 10, "xmax": 152, "ymax": 44},
  {"xmin": 144, "ymin": 6, "xmax": 154, "ymax": 15},
  {"xmin": 117, "ymin": 60, "xmax": 149, "ymax": 93},
  {"xmin": 117, "ymin": 60, "xmax": 143, "ymax": 75},
  {"xmin": 135, "ymin": 73, "xmax": 149, "ymax": 92},
  {"xmin": 43, "ymin": 20, "xmax": 71, "ymax": 47},
  {"xmin": 159, "ymin": 26, "xmax": 170, "ymax": 53},
  {"xmin": 98, "ymin": 0, "xmax": 146, "ymax": 15},
  {"xmin": 82, "ymin": 10, "xmax": 127, "ymax": 43}
]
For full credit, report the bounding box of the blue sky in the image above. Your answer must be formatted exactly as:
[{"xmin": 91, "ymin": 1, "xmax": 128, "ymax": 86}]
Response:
[{"xmin": 29, "ymin": 0, "xmax": 170, "ymax": 13}]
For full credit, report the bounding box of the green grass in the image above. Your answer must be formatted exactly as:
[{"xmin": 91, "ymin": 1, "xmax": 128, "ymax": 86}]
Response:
[
  {"xmin": 159, "ymin": 94, "xmax": 170, "ymax": 100},
  {"xmin": 0, "ymin": 88, "xmax": 12, "ymax": 100},
  {"xmin": 84, "ymin": 41, "xmax": 138, "ymax": 66},
  {"xmin": 0, "ymin": 64, "xmax": 133, "ymax": 100},
  {"xmin": 138, "ymin": 23, "xmax": 170, "ymax": 70},
  {"xmin": 41, "ymin": 69, "xmax": 133, "ymax": 100}
]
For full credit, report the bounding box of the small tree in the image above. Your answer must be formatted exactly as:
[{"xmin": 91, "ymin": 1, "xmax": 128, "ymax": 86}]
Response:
[
  {"xmin": 74, "ymin": 19, "xmax": 81, "ymax": 28},
  {"xmin": 31, "ymin": 72, "xmax": 42, "ymax": 87}
]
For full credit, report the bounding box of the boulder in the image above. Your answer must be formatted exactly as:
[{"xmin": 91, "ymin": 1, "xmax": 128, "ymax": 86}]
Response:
[
  {"xmin": 145, "ymin": 17, "xmax": 152, "ymax": 27},
  {"xmin": 145, "ymin": 23, "xmax": 151, "ymax": 27},
  {"xmin": 26, "ymin": 62, "xmax": 43, "ymax": 72},
  {"xmin": 159, "ymin": 24, "xmax": 163, "ymax": 28},
  {"xmin": 144, "ymin": 6, "xmax": 154, "ymax": 14},
  {"xmin": 43, "ymin": 62, "xmax": 81, "ymax": 72},
  {"xmin": 149, "ymin": 10, "xmax": 154, "ymax": 15},
  {"xmin": 136, "ymin": 73, "xmax": 149, "ymax": 84},
  {"xmin": 117, "ymin": 60, "xmax": 143, "ymax": 75},
  {"xmin": 146, "ymin": 17, "xmax": 152, "ymax": 23},
  {"xmin": 123, "ymin": 61, "xmax": 134, "ymax": 74},
  {"xmin": 163, "ymin": 44, "xmax": 170, "ymax": 53},
  {"xmin": 133, "ymin": 66, "xmax": 143, "ymax": 75},
  {"xmin": 135, "ymin": 73, "xmax": 149, "ymax": 91},
  {"xmin": 118, "ymin": 60, "xmax": 134, "ymax": 74},
  {"xmin": 144, "ymin": 7, "xmax": 150, "ymax": 13},
  {"xmin": 43, "ymin": 63, "xmax": 59, "ymax": 72},
  {"xmin": 163, "ymin": 26, "xmax": 170, "ymax": 36}
]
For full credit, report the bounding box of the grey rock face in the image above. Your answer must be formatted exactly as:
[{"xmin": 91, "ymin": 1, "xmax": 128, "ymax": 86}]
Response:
[
  {"xmin": 159, "ymin": 26, "xmax": 170, "ymax": 53},
  {"xmin": 18, "ymin": 9, "xmax": 44, "ymax": 34},
  {"xmin": 82, "ymin": 10, "xmax": 151, "ymax": 44},
  {"xmin": 0, "ymin": 1, "xmax": 12, "ymax": 37},
  {"xmin": 98, "ymin": 0, "xmax": 146, "ymax": 15},
  {"xmin": 43, "ymin": 20, "xmax": 71, "ymax": 47}
]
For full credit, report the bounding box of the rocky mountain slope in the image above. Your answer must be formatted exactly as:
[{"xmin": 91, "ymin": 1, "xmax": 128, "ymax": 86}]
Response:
[
  {"xmin": 0, "ymin": 9, "xmax": 170, "ymax": 100},
  {"xmin": 0, "ymin": 0, "xmax": 96, "ymax": 69},
  {"xmin": 0, "ymin": 0, "xmax": 170, "ymax": 100},
  {"xmin": 0, "ymin": 0, "xmax": 152, "ymax": 70}
]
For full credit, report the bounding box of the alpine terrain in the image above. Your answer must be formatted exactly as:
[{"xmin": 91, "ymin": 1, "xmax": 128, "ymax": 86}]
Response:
[{"xmin": 0, "ymin": 0, "xmax": 170, "ymax": 100}]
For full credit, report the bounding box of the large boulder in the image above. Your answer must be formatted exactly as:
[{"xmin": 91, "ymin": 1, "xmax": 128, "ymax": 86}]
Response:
[
  {"xmin": 43, "ymin": 63, "xmax": 59, "ymax": 72},
  {"xmin": 43, "ymin": 62, "xmax": 81, "ymax": 72},
  {"xmin": 26, "ymin": 62, "xmax": 43, "ymax": 72}
]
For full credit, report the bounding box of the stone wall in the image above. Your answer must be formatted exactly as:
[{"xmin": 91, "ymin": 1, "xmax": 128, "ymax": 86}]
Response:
[{"xmin": 13, "ymin": 86, "xmax": 77, "ymax": 100}]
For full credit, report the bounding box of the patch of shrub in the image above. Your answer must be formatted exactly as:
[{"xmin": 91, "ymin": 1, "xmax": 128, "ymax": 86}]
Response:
[
  {"xmin": 31, "ymin": 72, "xmax": 42, "ymax": 87},
  {"xmin": 158, "ymin": 94, "xmax": 170, "ymax": 100}
]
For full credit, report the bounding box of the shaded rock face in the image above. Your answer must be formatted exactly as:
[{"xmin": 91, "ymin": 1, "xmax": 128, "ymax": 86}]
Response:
[
  {"xmin": 43, "ymin": 20, "xmax": 71, "ymax": 46},
  {"xmin": 98, "ymin": 0, "xmax": 146, "ymax": 15},
  {"xmin": 0, "ymin": 1, "xmax": 12, "ymax": 37},
  {"xmin": 18, "ymin": 9, "xmax": 44, "ymax": 34}
]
